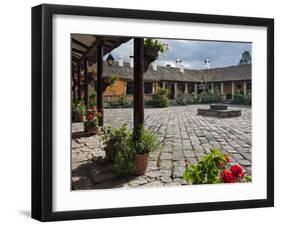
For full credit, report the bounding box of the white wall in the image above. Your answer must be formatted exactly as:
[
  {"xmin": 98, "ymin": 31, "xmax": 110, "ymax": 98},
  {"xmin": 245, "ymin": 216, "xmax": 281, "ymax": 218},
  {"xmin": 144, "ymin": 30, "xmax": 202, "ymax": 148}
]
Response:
[{"xmin": 0, "ymin": 0, "xmax": 279, "ymax": 225}]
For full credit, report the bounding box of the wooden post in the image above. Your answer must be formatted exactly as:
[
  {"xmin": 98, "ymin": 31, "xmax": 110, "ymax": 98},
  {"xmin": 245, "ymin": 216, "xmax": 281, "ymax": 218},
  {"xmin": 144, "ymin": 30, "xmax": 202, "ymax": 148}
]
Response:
[
  {"xmin": 84, "ymin": 59, "xmax": 88, "ymax": 108},
  {"xmin": 133, "ymin": 38, "xmax": 144, "ymax": 138},
  {"xmin": 77, "ymin": 65, "xmax": 81, "ymax": 100},
  {"xmin": 72, "ymin": 68, "xmax": 76, "ymax": 101},
  {"xmin": 97, "ymin": 46, "xmax": 104, "ymax": 126}
]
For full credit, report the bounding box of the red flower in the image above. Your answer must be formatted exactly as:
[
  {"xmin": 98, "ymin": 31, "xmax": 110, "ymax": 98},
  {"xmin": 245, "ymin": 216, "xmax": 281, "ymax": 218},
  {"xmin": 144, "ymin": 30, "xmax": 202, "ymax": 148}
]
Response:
[
  {"xmin": 230, "ymin": 164, "xmax": 244, "ymax": 178},
  {"xmin": 220, "ymin": 170, "xmax": 235, "ymax": 183},
  {"xmin": 87, "ymin": 114, "xmax": 94, "ymax": 121}
]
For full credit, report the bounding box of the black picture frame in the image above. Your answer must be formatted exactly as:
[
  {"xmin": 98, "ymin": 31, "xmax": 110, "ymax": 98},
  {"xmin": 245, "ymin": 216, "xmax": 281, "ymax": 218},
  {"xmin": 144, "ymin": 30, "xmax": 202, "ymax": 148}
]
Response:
[{"xmin": 32, "ymin": 4, "xmax": 274, "ymax": 222}]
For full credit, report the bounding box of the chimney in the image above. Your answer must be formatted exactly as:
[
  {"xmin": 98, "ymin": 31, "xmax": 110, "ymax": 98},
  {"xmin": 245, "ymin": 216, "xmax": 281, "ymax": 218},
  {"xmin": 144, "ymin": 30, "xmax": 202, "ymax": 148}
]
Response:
[
  {"xmin": 152, "ymin": 61, "xmax": 157, "ymax": 71},
  {"xmin": 118, "ymin": 56, "xmax": 124, "ymax": 67},
  {"xmin": 204, "ymin": 58, "xmax": 210, "ymax": 69},
  {"xmin": 180, "ymin": 63, "xmax": 184, "ymax": 73},
  {"xmin": 176, "ymin": 58, "xmax": 182, "ymax": 68},
  {"xmin": 129, "ymin": 56, "xmax": 134, "ymax": 68}
]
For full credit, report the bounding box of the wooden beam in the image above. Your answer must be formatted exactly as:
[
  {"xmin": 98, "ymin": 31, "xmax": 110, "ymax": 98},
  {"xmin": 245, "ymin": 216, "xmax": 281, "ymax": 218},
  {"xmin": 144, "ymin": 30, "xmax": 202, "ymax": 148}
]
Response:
[
  {"xmin": 133, "ymin": 38, "xmax": 144, "ymax": 138},
  {"xmin": 77, "ymin": 65, "xmax": 81, "ymax": 100},
  {"xmin": 97, "ymin": 46, "xmax": 104, "ymax": 126},
  {"xmin": 84, "ymin": 59, "xmax": 88, "ymax": 108},
  {"xmin": 72, "ymin": 38, "xmax": 89, "ymax": 50},
  {"xmin": 72, "ymin": 55, "xmax": 80, "ymax": 62},
  {"xmin": 72, "ymin": 47, "xmax": 86, "ymax": 55}
]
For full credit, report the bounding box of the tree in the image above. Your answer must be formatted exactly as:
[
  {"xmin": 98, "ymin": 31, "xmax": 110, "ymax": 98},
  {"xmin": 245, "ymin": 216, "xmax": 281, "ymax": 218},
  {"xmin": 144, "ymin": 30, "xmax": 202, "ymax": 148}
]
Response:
[{"xmin": 239, "ymin": 51, "xmax": 252, "ymax": 65}]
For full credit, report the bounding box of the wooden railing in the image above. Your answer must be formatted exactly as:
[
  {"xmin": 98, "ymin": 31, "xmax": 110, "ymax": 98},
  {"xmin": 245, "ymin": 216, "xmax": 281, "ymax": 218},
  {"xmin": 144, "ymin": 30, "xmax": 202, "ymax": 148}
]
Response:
[{"xmin": 103, "ymin": 94, "xmax": 153, "ymax": 103}]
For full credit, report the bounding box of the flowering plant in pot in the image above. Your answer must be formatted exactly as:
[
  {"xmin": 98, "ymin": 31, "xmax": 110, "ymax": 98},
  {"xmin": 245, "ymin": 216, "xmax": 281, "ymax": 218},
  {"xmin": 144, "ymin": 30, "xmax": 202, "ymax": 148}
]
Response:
[
  {"xmin": 84, "ymin": 111, "xmax": 102, "ymax": 134},
  {"xmin": 143, "ymin": 38, "xmax": 168, "ymax": 72},
  {"xmin": 133, "ymin": 127, "xmax": 159, "ymax": 175},
  {"xmin": 72, "ymin": 100, "xmax": 85, "ymax": 122},
  {"xmin": 182, "ymin": 149, "xmax": 251, "ymax": 184}
]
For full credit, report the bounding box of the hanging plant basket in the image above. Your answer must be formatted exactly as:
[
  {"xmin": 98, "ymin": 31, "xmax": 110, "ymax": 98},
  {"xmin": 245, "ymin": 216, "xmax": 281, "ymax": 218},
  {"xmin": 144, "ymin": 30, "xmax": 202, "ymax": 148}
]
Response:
[{"xmin": 143, "ymin": 46, "xmax": 159, "ymax": 72}]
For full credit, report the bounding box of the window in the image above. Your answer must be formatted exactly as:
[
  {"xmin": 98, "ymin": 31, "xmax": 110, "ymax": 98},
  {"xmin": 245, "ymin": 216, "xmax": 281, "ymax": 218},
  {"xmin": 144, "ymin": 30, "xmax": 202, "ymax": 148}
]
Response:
[
  {"xmin": 144, "ymin": 82, "xmax": 153, "ymax": 94},
  {"xmin": 126, "ymin": 81, "xmax": 153, "ymax": 94},
  {"xmin": 126, "ymin": 81, "xmax": 134, "ymax": 94}
]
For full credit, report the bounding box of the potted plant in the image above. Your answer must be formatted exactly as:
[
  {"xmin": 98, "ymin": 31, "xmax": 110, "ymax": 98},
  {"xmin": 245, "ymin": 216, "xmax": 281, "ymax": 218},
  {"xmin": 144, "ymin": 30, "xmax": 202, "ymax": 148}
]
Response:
[
  {"xmin": 133, "ymin": 127, "xmax": 159, "ymax": 175},
  {"xmin": 102, "ymin": 74, "xmax": 118, "ymax": 92},
  {"xmin": 89, "ymin": 92, "xmax": 97, "ymax": 111},
  {"xmin": 144, "ymin": 38, "xmax": 168, "ymax": 72},
  {"xmin": 84, "ymin": 111, "xmax": 101, "ymax": 134},
  {"xmin": 72, "ymin": 100, "xmax": 85, "ymax": 122}
]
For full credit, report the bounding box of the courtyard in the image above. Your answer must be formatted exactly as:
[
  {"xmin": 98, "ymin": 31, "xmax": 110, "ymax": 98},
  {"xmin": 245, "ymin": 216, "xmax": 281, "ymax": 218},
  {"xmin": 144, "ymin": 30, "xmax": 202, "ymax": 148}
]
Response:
[{"xmin": 72, "ymin": 104, "xmax": 252, "ymax": 190}]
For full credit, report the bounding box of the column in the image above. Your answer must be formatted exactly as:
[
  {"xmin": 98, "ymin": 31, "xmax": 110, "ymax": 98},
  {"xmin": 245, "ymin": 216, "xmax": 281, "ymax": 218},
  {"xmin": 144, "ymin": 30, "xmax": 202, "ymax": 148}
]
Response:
[
  {"xmin": 133, "ymin": 38, "xmax": 144, "ymax": 138},
  {"xmin": 211, "ymin": 83, "xmax": 214, "ymax": 93},
  {"xmin": 220, "ymin": 82, "xmax": 224, "ymax": 94},
  {"xmin": 162, "ymin": 81, "xmax": 166, "ymax": 89},
  {"xmin": 185, "ymin": 83, "xmax": 188, "ymax": 94},
  {"xmin": 97, "ymin": 46, "xmax": 104, "ymax": 126},
  {"xmin": 232, "ymin": 81, "xmax": 235, "ymax": 99},
  {"xmin": 194, "ymin": 83, "xmax": 198, "ymax": 96},
  {"xmin": 174, "ymin": 83, "xmax": 177, "ymax": 99},
  {"xmin": 243, "ymin": 81, "xmax": 247, "ymax": 96}
]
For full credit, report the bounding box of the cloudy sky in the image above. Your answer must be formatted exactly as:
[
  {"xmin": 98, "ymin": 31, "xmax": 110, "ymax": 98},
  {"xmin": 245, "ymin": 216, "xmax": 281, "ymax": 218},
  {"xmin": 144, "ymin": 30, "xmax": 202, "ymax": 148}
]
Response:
[{"xmin": 105, "ymin": 38, "xmax": 252, "ymax": 69}]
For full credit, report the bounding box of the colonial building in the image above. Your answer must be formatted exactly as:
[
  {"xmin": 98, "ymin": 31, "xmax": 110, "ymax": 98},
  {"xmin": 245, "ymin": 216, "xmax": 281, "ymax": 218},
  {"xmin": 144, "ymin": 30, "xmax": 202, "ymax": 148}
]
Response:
[{"xmin": 100, "ymin": 61, "xmax": 251, "ymax": 101}]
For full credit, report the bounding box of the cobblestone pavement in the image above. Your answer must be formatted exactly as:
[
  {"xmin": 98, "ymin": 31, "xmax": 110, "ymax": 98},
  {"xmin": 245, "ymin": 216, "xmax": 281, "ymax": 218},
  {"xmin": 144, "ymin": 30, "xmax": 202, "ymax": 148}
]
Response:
[{"xmin": 72, "ymin": 105, "xmax": 251, "ymax": 190}]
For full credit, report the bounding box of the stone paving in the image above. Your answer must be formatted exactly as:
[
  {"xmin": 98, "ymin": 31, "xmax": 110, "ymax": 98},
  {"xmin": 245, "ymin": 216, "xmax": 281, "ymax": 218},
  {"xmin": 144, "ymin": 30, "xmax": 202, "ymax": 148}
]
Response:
[{"xmin": 72, "ymin": 105, "xmax": 251, "ymax": 190}]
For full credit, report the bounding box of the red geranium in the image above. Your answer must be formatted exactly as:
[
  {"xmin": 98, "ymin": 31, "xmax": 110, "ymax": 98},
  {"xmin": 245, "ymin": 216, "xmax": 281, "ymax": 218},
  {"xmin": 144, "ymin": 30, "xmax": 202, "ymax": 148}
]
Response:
[
  {"xmin": 220, "ymin": 170, "xmax": 235, "ymax": 183},
  {"xmin": 87, "ymin": 113, "xmax": 94, "ymax": 121},
  {"xmin": 230, "ymin": 164, "xmax": 244, "ymax": 178}
]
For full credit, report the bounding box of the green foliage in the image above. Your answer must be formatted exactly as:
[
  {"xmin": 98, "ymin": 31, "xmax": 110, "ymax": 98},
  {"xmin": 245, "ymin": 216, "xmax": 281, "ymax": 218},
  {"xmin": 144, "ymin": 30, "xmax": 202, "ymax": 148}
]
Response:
[
  {"xmin": 239, "ymin": 50, "xmax": 252, "ymax": 65},
  {"xmin": 146, "ymin": 88, "xmax": 169, "ymax": 107},
  {"xmin": 233, "ymin": 93, "xmax": 245, "ymax": 104},
  {"xmin": 199, "ymin": 92, "xmax": 223, "ymax": 103},
  {"xmin": 108, "ymin": 96, "xmax": 132, "ymax": 108},
  {"xmin": 144, "ymin": 38, "xmax": 168, "ymax": 53},
  {"xmin": 177, "ymin": 92, "xmax": 223, "ymax": 105},
  {"xmin": 72, "ymin": 100, "xmax": 85, "ymax": 115},
  {"xmin": 89, "ymin": 92, "xmax": 96, "ymax": 108},
  {"xmin": 183, "ymin": 149, "xmax": 227, "ymax": 184},
  {"xmin": 134, "ymin": 127, "xmax": 159, "ymax": 154},
  {"xmin": 101, "ymin": 125, "xmax": 134, "ymax": 176}
]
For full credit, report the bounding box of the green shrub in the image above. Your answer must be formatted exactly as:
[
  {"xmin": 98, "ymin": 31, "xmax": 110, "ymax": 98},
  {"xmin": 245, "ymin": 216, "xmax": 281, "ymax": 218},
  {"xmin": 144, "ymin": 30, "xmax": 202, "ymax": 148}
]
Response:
[
  {"xmin": 101, "ymin": 125, "xmax": 134, "ymax": 176},
  {"xmin": 199, "ymin": 92, "xmax": 223, "ymax": 103},
  {"xmin": 134, "ymin": 127, "xmax": 159, "ymax": 154},
  {"xmin": 233, "ymin": 93, "xmax": 245, "ymax": 104},
  {"xmin": 243, "ymin": 93, "xmax": 251, "ymax": 105},
  {"xmin": 147, "ymin": 88, "xmax": 169, "ymax": 108},
  {"xmin": 118, "ymin": 96, "xmax": 132, "ymax": 108}
]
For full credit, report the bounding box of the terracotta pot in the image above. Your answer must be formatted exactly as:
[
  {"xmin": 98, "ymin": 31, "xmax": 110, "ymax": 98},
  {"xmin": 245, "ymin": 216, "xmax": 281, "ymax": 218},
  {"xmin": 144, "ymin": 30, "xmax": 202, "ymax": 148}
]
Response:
[
  {"xmin": 144, "ymin": 46, "xmax": 159, "ymax": 72},
  {"xmin": 134, "ymin": 153, "xmax": 149, "ymax": 175},
  {"xmin": 85, "ymin": 124, "xmax": 99, "ymax": 134}
]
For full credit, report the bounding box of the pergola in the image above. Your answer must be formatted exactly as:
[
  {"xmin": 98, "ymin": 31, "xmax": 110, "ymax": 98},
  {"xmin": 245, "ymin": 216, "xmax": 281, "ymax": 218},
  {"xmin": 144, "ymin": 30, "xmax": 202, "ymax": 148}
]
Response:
[{"xmin": 71, "ymin": 34, "xmax": 144, "ymax": 136}]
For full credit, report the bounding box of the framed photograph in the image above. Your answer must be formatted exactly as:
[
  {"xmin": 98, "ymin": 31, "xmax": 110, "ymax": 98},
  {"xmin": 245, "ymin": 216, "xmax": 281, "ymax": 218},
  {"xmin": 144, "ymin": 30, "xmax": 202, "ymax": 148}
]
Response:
[{"xmin": 32, "ymin": 4, "xmax": 274, "ymax": 221}]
